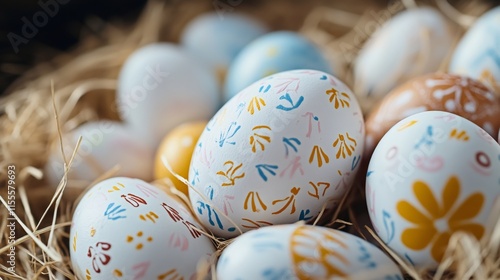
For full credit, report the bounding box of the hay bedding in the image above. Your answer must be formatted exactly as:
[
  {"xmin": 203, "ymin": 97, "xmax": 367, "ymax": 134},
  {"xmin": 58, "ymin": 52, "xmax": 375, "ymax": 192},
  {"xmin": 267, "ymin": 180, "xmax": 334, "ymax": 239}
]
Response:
[{"xmin": 0, "ymin": 0, "xmax": 499, "ymax": 279}]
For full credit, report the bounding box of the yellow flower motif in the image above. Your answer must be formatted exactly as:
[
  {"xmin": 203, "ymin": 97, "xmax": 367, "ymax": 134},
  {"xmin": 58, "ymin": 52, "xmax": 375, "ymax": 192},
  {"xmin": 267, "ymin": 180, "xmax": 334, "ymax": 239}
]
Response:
[{"xmin": 397, "ymin": 176, "xmax": 485, "ymax": 262}]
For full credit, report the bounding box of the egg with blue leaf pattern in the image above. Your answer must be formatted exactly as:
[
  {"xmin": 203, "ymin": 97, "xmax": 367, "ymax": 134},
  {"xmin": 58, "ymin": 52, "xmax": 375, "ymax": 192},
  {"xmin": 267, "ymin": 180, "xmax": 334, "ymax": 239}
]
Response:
[
  {"xmin": 217, "ymin": 224, "xmax": 403, "ymax": 280},
  {"xmin": 190, "ymin": 70, "xmax": 364, "ymax": 238}
]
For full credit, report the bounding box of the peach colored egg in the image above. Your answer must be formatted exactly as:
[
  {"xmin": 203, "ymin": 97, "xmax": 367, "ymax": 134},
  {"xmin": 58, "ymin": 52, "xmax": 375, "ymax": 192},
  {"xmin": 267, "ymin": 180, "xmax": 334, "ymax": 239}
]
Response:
[{"xmin": 364, "ymin": 72, "xmax": 500, "ymax": 160}]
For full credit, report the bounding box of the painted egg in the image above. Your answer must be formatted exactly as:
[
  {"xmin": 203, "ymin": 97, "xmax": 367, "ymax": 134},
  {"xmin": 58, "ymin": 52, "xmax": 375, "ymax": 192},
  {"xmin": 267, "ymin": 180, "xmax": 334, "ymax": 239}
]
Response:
[
  {"xmin": 354, "ymin": 7, "xmax": 456, "ymax": 101},
  {"xmin": 217, "ymin": 224, "xmax": 403, "ymax": 279},
  {"xmin": 364, "ymin": 72, "xmax": 500, "ymax": 160},
  {"xmin": 70, "ymin": 177, "xmax": 215, "ymax": 279},
  {"xmin": 449, "ymin": 6, "xmax": 500, "ymax": 94},
  {"xmin": 181, "ymin": 12, "xmax": 267, "ymax": 84},
  {"xmin": 224, "ymin": 31, "xmax": 333, "ymax": 101},
  {"xmin": 154, "ymin": 121, "xmax": 207, "ymax": 197},
  {"xmin": 189, "ymin": 70, "xmax": 364, "ymax": 238},
  {"xmin": 366, "ymin": 110, "xmax": 500, "ymax": 268},
  {"xmin": 44, "ymin": 121, "xmax": 154, "ymax": 188},
  {"xmin": 117, "ymin": 43, "xmax": 219, "ymax": 148}
]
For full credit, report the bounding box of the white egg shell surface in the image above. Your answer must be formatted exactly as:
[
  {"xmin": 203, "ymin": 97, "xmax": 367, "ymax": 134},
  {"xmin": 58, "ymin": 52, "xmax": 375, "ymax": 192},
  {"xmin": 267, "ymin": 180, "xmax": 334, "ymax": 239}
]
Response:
[
  {"xmin": 44, "ymin": 121, "xmax": 154, "ymax": 188},
  {"xmin": 449, "ymin": 6, "xmax": 500, "ymax": 93},
  {"xmin": 224, "ymin": 31, "xmax": 333, "ymax": 101},
  {"xmin": 367, "ymin": 110, "xmax": 500, "ymax": 268},
  {"xmin": 181, "ymin": 12, "xmax": 267, "ymax": 80},
  {"xmin": 70, "ymin": 177, "xmax": 215, "ymax": 280},
  {"xmin": 217, "ymin": 224, "xmax": 403, "ymax": 280},
  {"xmin": 354, "ymin": 7, "xmax": 455, "ymax": 99},
  {"xmin": 117, "ymin": 43, "xmax": 220, "ymax": 148},
  {"xmin": 189, "ymin": 70, "xmax": 365, "ymax": 238}
]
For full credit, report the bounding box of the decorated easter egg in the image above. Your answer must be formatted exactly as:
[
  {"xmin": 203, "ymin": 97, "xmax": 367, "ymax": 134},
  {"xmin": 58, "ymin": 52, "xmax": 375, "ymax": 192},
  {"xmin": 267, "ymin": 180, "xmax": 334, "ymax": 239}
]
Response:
[
  {"xmin": 449, "ymin": 6, "xmax": 500, "ymax": 94},
  {"xmin": 366, "ymin": 110, "xmax": 500, "ymax": 268},
  {"xmin": 217, "ymin": 224, "xmax": 403, "ymax": 279},
  {"xmin": 70, "ymin": 177, "xmax": 215, "ymax": 279},
  {"xmin": 189, "ymin": 70, "xmax": 364, "ymax": 238},
  {"xmin": 354, "ymin": 7, "xmax": 455, "ymax": 102},
  {"xmin": 117, "ymin": 43, "xmax": 219, "ymax": 148},
  {"xmin": 224, "ymin": 31, "xmax": 333, "ymax": 100},
  {"xmin": 44, "ymin": 121, "xmax": 154, "ymax": 188},
  {"xmin": 181, "ymin": 12, "xmax": 267, "ymax": 84},
  {"xmin": 154, "ymin": 121, "xmax": 207, "ymax": 197},
  {"xmin": 364, "ymin": 72, "xmax": 500, "ymax": 160}
]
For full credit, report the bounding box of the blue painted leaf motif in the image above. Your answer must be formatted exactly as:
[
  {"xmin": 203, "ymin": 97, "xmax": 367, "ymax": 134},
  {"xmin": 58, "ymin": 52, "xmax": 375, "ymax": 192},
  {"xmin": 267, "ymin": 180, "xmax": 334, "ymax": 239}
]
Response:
[
  {"xmin": 235, "ymin": 102, "xmax": 246, "ymax": 118},
  {"xmin": 299, "ymin": 209, "xmax": 313, "ymax": 221},
  {"xmin": 415, "ymin": 125, "xmax": 434, "ymax": 149},
  {"xmin": 351, "ymin": 155, "xmax": 361, "ymax": 171},
  {"xmin": 218, "ymin": 122, "xmax": 241, "ymax": 147},
  {"xmin": 191, "ymin": 168, "xmax": 200, "ymax": 186},
  {"xmin": 320, "ymin": 75, "xmax": 327, "ymax": 80},
  {"xmin": 367, "ymin": 171, "xmax": 374, "ymax": 177},
  {"xmin": 404, "ymin": 253, "xmax": 415, "ymax": 266},
  {"xmin": 283, "ymin": 137, "xmax": 301, "ymax": 156},
  {"xmin": 104, "ymin": 203, "xmax": 126, "ymax": 220},
  {"xmin": 262, "ymin": 268, "xmax": 293, "ymax": 280},
  {"xmin": 276, "ymin": 93, "xmax": 304, "ymax": 111},
  {"xmin": 196, "ymin": 201, "xmax": 224, "ymax": 230},
  {"xmin": 356, "ymin": 239, "xmax": 377, "ymax": 269},
  {"xmin": 383, "ymin": 210, "xmax": 395, "ymax": 244},
  {"xmin": 259, "ymin": 84, "xmax": 271, "ymax": 93},
  {"xmin": 256, "ymin": 164, "xmax": 278, "ymax": 182}
]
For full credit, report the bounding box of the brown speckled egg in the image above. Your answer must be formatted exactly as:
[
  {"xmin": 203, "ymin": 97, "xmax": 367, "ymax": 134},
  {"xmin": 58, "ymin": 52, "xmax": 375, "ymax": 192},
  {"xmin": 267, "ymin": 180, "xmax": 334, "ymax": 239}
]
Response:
[{"xmin": 364, "ymin": 72, "xmax": 500, "ymax": 159}]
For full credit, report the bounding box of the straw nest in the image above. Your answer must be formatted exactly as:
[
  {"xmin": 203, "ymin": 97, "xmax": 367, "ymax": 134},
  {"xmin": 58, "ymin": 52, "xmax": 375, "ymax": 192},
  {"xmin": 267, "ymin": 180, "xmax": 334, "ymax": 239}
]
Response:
[{"xmin": 1, "ymin": 0, "xmax": 499, "ymax": 279}]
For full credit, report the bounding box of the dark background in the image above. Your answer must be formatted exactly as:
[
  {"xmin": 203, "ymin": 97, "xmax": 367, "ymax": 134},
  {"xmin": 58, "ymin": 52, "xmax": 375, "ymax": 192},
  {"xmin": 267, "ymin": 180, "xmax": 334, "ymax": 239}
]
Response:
[
  {"xmin": 1, "ymin": 0, "xmax": 499, "ymax": 95},
  {"xmin": 0, "ymin": 0, "xmax": 148, "ymax": 94}
]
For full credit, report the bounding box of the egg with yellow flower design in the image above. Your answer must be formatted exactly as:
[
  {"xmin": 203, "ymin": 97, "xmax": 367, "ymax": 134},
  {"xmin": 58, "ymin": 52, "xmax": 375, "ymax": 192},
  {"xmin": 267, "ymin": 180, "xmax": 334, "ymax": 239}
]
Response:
[
  {"xmin": 366, "ymin": 110, "xmax": 500, "ymax": 268},
  {"xmin": 217, "ymin": 224, "xmax": 402, "ymax": 279}
]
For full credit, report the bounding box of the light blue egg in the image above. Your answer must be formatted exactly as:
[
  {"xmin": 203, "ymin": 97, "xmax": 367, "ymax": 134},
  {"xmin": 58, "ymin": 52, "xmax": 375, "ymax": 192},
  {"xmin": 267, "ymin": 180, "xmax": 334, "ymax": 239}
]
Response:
[
  {"xmin": 181, "ymin": 12, "xmax": 267, "ymax": 82},
  {"xmin": 449, "ymin": 6, "xmax": 500, "ymax": 91},
  {"xmin": 224, "ymin": 31, "xmax": 333, "ymax": 100}
]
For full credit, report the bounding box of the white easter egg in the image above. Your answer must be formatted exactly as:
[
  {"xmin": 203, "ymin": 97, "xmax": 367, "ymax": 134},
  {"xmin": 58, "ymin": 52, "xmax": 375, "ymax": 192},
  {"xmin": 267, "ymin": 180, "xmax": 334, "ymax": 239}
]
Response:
[
  {"xmin": 354, "ymin": 7, "xmax": 455, "ymax": 99},
  {"xmin": 217, "ymin": 224, "xmax": 403, "ymax": 279},
  {"xmin": 449, "ymin": 6, "xmax": 500, "ymax": 93},
  {"xmin": 189, "ymin": 70, "xmax": 365, "ymax": 238},
  {"xmin": 181, "ymin": 12, "xmax": 267, "ymax": 83},
  {"xmin": 70, "ymin": 177, "xmax": 215, "ymax": 279},
  {"xmin": 117, "ymin": 43, "xmax": 219, "ymax": 148},
  {"xmin": 44, "ymin": 121, "xmax": 154, "ymax": 188},
  {"xmin": 367, "ymin": 110, "xmax": 500, "ymax": 268}
]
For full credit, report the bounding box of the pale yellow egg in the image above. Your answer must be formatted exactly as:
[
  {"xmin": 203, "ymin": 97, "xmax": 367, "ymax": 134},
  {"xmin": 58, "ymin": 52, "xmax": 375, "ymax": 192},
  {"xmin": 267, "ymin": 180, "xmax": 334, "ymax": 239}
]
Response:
[{"xmin": 154, "ymin": 121, "xmax": 207, "ymax": 197}]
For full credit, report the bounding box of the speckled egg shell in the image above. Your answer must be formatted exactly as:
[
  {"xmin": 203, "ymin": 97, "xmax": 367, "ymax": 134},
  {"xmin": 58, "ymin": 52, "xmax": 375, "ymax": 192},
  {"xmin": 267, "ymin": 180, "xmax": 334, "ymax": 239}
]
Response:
[
  {"xmin": 367, "ymin": 111, "xmax": 500, "ymax": 268},
  {"xmin": 449, "ymin": 6, "xmax": 500, "ymax": 94},
  {"xmin": 354, "ymin": 7, "xmax": 455, "ymax": 100},
  {"xmin": 189, "ymin": 70, "xmax": 364, "ymax": 238},
  {"xmin": 70, "ymin": 177, "xmax": 215, "ymax": 279},
  {"xmin": 364, "ymin": 73, "xmax": 500, "ymax": 160},
  {"xmin": 217, "ymin": 224, "xmax": 403, "ymax": 280}
]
